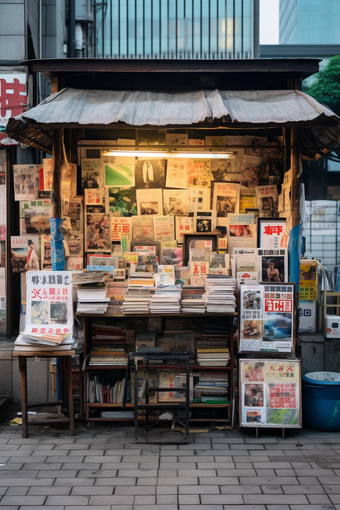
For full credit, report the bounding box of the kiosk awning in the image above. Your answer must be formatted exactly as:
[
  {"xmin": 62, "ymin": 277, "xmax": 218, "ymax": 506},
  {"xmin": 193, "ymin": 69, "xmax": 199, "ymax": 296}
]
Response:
[{"xmin": 6, "ymin": 88, "xmax": 340, "ymax": 160}]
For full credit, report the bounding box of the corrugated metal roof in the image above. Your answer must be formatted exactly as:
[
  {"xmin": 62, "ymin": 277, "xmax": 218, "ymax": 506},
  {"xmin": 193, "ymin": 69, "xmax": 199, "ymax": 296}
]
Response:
[{"xmin": 5, "ymin": 88, "xmax": 340, "ymax": 160}]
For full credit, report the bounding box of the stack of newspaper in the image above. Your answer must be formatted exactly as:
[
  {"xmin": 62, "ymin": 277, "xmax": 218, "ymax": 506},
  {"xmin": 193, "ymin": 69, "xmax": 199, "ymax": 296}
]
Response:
[
  {"xmin": 149, "ymin": 285, "xmax": 182, "ymax": 314},
  {"xmin": 73, "ymin": 271, "xmax": 110, "ymax": 314},
  {"xmin": 204, "ymin": 275, "xmax": 237, "ymax": 313}
]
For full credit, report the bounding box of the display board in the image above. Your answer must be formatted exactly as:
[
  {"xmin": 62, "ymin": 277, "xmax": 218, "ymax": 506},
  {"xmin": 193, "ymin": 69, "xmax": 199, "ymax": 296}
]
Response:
[
  {"xmin": 239, "ymin": 358, "xmax": 301, "ymax": 428},
  {"xmin": 239, "ymin": 283, "xmax": 295, "ymax": 353}
]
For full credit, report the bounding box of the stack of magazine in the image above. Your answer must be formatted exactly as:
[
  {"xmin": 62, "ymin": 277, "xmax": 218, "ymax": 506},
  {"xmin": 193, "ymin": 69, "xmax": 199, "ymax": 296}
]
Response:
[
  {"xmin": 181, "ymin": 285, "xmax": 206, "ymax": 314},
  {"xmin": 204, "ymin": 275, "xmax": 237, "ymax": 313},
  {"xmin": 149, "ymin": 285, "xmax": 182, "ymax": 314},
  {"xmin": 73, "ymin": 271, "xmax": 110, "ymax": 314},
  {"xmin": 14, "ymin": 270, "xmax": 76, "ymax": 351},
  {"xmin": 121, "ymin": 272, "xmax": 155, "ymax": 315}
]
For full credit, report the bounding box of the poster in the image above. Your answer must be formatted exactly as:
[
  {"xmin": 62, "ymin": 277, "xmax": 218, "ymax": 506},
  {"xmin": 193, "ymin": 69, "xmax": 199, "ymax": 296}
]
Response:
[
  {"xmin": 85, "ymin": 213, "xmax": 111, "ymax": 252},
  {"xmin": 188, "ymin": 187, "xmax": 210, "ymax": 213},
  {"xmin": 216, "ymin": 218, "xmax": 228, "ymax": 251},
  {"xmin": 175, "ymin": 216, "xmax": 194, "ymax": 243},
  {"xmin": 258, "ymin": 248, "xmax": 288, "ymax": 283},
  {"xmin": 258, "ymin": 219, "xmax": 288, "ymax": 249},
  {"xmin": 64, "ymin": 232, "xmax": 84, "ymax": 257},
  {"xmin": 240, "ymin": 283, "xmax": 294, "ymax": 353},
  {"xmin": 135, "ymin": 158, "xmax": 165, "ymax": 188},
  {"xmin": 165, "ymin": 159, "xmax": 188, "ymax": 188},
  {"xmin": 136, "ymin": 188, "xmax": 163, "ymax": 215},
  {"xmin": 105, "ymin": 186, "xmax": 137, "ymax": 216},
  {"xmin": 84, "ymin": 188, "xmax": 104, "ymax": 206},
  {"xmin": 165, "ymin": 133, "xmax": 188, "ymax": 145},
  {"xmin": 153, "ymin": 216, "xmax": 175, "ymax": 241},
  {"xmin": 11, "ymin": 236, "xmax": 40, "ymax": 273},
  {"xmin": 299, "ymin": 260, "xmax": 318, "ymax": 301},
  {"xmin": 227, "ymin": 213, "xmax": 256, "ymax": 254},
  {"xmin": 24, "ymin": 270, "xmax": 74, "ymax": 337},
  {"xmin": 132, "ymin": 216, "xmax": 154, "ymax": 242},
  {"xmin": 43, "ymin": 159, "xmax": 53, "ymax": 191},
  {"xmin": 187, "ymin": 159, "xmax": 212, "ymax": 187},
  {"xmin": 163, "ymin": 189, "xmax": 189, "ymax": 215},
  {"xmin": 81, "ymin": 159, "xmax": 104, "ymax": 189},
  {"xmin": 194, "ymin": 211, "xmax": 217, "ymax": 233},
  {"xmin": 111, "ymin": 217, "xmax": 132, "ymax": 241},
  {"xmin": 13, "ymin": 165, "xmax": 36, "ymax": 201},
  {"xmin": 212, "ymin": 182, "xmax": 240, "ymax": 217},
  {"xmin": 41, "ymin": 234, "xmax": 52, "ymax": 270},
  {"xmin": 68, "ymin": 198, "xmax": 83, "ymax": 232},
  {"xmin": 255, "ymin": 185, "xmax": 279, "ymax": 217},
  {"xmin": 240, "ymin": 358, "xmax": 301, "ymax": 428},
  {"xmin": 232, "ymin": 247, "xmax": 258, "ymax": 285},
  {"xmin": 210, "ymin": 159, "xmax": 236, "ymax": 181},
  {"xmin": 239, "ymin": 188, "xmax": 257, "ymax": 214}
]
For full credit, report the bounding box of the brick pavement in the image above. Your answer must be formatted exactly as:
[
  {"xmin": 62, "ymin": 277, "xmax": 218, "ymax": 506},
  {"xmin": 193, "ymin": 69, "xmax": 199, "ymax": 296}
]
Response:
[{"xmin": 0, "ymin": 416, "xmax": 340, "ymax": 509}]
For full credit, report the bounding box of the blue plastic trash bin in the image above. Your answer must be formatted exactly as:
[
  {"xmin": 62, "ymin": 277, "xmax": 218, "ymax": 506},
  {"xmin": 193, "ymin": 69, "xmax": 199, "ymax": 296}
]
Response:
[{"xmin": 302, "ymin": 372, "xmax": 340, "ymax": 431}]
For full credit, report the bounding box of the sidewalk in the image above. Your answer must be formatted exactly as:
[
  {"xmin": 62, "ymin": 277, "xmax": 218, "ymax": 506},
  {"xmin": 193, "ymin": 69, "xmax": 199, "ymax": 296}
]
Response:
[{"xmin": 0, "ymin": 408, "xmax": 339, "ymax": 510}]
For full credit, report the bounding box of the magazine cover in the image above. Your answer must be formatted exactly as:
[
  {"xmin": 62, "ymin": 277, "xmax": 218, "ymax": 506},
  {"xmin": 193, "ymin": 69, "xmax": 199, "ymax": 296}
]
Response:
[
  {"xmin": 258, "ymin": 248, "xmax": 288, "ymax": 283},
  {"xmin": 135, "ymin": 158, "xmax": 165, "ymax": 189},
  {"xmin": 163, "ymin": 189, "xmax": 189, "ymax": 215},
  {"xmin": 153, "ymin": 216, "xmax": 174, "ymax": 241},
  {"xmin": 111, "ymin": 217, "xmax": 132, "ymax": 241},
  {"xmin": 210, "ymin": 158, "xmax": 236, "ymax": 181},
  {"xmin": 43, "ymin": 159, "xmax": 53, "ymax": 191},
  {"xmin": 187, "ymin": 159, "xmax": 212, "ymax": 187},
  {"xmin": 165, "ymin": 133, "xmax": 188, "ymax": 145},
  {"xmin": 188, "ymin": 187, "xmax": 210, "ymax": 214},
  {"xmin": 85, "ymin": 213, "xmax": 111, "ymax": 252},
  {"xmin": 25, "ymin": 270, "xmax": 74, "ymax": 336},
  {"xmin": 232, "ymin": 247, "xmax": 258, "ymax": 285},
  {"xmin": 165, "ymin": 159, "xmax": 188, "ymax": 189},
  {"xmin": 175, "ymin": 216, "xmax": 194, "ymax": 243},
  {"xmin": 81, "ymin": 159, "xmax": 104, "ymax": 190},
  {"xmin": 64, "ymin": 232, "xmax": 84, "ymax": 257},
  {"xmin": 136, "ymin": 188, "xmax": 163, "ymax": 215},
  {"xmin": 227, "ymin": 213, "xmax": 256, "ymax": 253},
  {"xmin": 68, "ymin": 198, "xmax": 83, "ymax": 232},
  {"xmin": 41, "ymin": 234, "xmax": 52, "ymax": 270},
  {"xmin": 11, "ymin": 236, "xmax": 40, "ymax": 273},
  {"xmin": 105, "ymin": 186, "xmax": 137, "ymax": 216},
  {"xmin": 103, "ymin": 157, "xmax": 135, "ymax": 187},
  {"xmin": 194, "ymin": 211, "xmax": 217, "ymax": 233},
  {"xmin": 84, "ymin": 188, "xmax": 104, "ymax": 206},
  {"xmin": 24, "ymin": 207, "xmax": 51, "ymax": 235},
  {"xmin": 212, "ymin": 182, "xmax": 240, "ymax": 217},
  {"xmin": 255, "ymin": 185, "xmax": 279, "ymax": 218},
  {"xmin": 131, "ymin": 215, "xmax": 154, "ymax": 242},
  {"xmin": 13, "ymin": 165, "xmax": 36, "ymax": 201}
]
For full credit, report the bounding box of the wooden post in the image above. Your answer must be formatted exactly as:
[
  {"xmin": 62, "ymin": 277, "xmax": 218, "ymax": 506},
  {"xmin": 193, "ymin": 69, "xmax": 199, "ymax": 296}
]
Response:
[
  {"xmin": 51, "ymin": 74, "xmax": 59, "ymax": 95},
  {"xmin": 52, "ymin": 129, "xmax": 63, "ymax": 218},
  {"xmin": 290, "ymin": 127, "xmax": 300, "ymax": 228}
]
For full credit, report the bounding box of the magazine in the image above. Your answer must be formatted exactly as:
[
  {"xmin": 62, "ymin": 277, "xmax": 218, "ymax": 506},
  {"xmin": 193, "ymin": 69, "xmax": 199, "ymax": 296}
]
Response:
[
  {"xmin": 175, "ymin": 216, "xmax": 194, "ymax": 243},
  {"xmin": 255, "ymin": 185, "xmax": 279, "ymax": 217},
  {"xmin": 212, "ymin": 182, "xmax": 240, "ymax": 217},
  {"xmin": 85, "ymin": 213, "xmax": 111, "ymax": 252},
  {"xmin": 165, "ymin": 159, "xmax": 188, "ymax": 188},
  {"xmin": 64, "ymin": 232, "xmax": 84, "ymax": 257},
  {"xmin": 153, "ymin": 216, "xmax": 175, "ymax": 241},
  {"xmin": 187, "ymin": 159, "xmax": 212, "ymax": 187},
  {"xmin": 136, "ymin": 188, "xmax": 163, "ymax": 215},
  {"xmin": 111, "ymin": 217, "xmax": 132, "ymax": 241},
  {"xmin": 81, "ymin": 159, "xmax": 104, "ymax": 190},
  {"xmin": 163, "ymin": 189, "xmax": 189, "ymax": 215},
  {"xmin": 105, "ymin": 186, "xmax": 137, "ymax": 216},
  {"xmin": 132, "ymin": 215, "xmax": 154, "ymax": 242},
  {"xmin": 13, "ymin": 165, "xmax": 36, "ymax": 201},
  {"xmin": 11, "ymin": 236, "xmax": 40, "ymax": 273},
  {"xmin": 135, "ymin": 158, "xmax": 165, "ymax": 189}
]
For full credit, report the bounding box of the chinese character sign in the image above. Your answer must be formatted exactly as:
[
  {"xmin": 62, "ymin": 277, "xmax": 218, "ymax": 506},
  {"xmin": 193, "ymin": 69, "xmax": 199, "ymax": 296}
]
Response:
[
  {"xmin": 258, "ymin": 219, "xmax": 288, "ymax": 250},
  {"xmin": 240, "ymin": 358, "xmax": 301, "ymax": 428},
  {"xmin": 240, "ymin": 284, "xmax": 295, "ymax": 353},
  {"xmin": 0, "ymin": 73, "xmax": 27, "ymax": 144},
  {"xmin": 25, "ymin": 271, "xmax": 74, "ymax": 337}
]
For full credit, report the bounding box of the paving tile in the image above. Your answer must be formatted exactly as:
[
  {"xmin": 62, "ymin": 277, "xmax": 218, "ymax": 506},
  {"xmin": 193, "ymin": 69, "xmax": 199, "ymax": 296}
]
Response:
[
  {"xmin": 178, "ymin": 495, "xmax": 200, "ymax": 504},
  {"xmin": 157, "ymin": 477, "xmax": 198, "ymax": 486},
  {"xmin": 199, "ymin": 477, "xmax": 239, "ymax": 485},
  {"xmin": 240, "ymin": 476, "xmax": 299, "ymax": 485},
  {"xmin": 243, "ymin": 494, "xmax": 309, "ymax": 504},
  {"xmin": 217, "ymin": 468, "xmax": 256, "ymax": 476},
  {"xmin": 290, "ymin": 506, "xmax": 334, "ymax": 510},
  {"xmin": 179, "ymin": 486, "xmax": 220, "ymax": 495},
  {"xmin": 157, "ymin": 495, "xmax": 178, "ymax": 504},
  {"xmin": 114, "ymin": 486, "xmax": 156, "ymax": 495},
  {"xmin": 77, "ymin": 469, "xmax": 118, "ymax": 478},
  {"xmin": 201, "ymin": 495, "xmax": 243, "ymax": 504},
  {"xmin": 71, "ymin": 486, "xmax": 114, "ymax": 496},
  {"xmin": 282, "ymin": 484, "xmax": 326, "ymax": 494},
  {"xmin": 254, "ymin": 469, "xmax": 276, "ymax": 476},
  {"xmin": 220, "ymin": 485, "xmax": 262, "ymax": 494},
  {"xmin": 45, "ymin": 495, "xmax": 90, "ymax": 505},
  {"xmin": 179, "ymin": 505, "xmax": 223, "ymax": 510},
  {"xmin": 330, "ymin": 495, "xmax": 340, "ymax": 504},
  {"xmin": 89, "ymin": 495, "xmax": 134, "ymax": 505},
  {"xmin": 260, "ymin": 485, "xmax": 284, "ymax": 494},
  {"xmin": 323, "ymin": 484, "xmax": 340, "ymax": 493},
  {"xmin": 308, "ymin": 495, "xmax": 333, "ymax": 504},
  {"xmin": 54, "ymin": 478, "xmax": 95, "ymax": 486},
  {"xmin": 134, "ymin": 506, "xmax": 177, "ymax": 510},
  {"xmin": 223, "ymin": 506, "xmax": 265, "ymax": 510},
  {"xmin": 178, "ymin": 469, "xmax": 216, "ymax": 477},
  {"xmin": 134, "ymin": 495, "xmax": 156, "ymax": 504},
  {"xmin": 5, "ymin": 487, "xmax": 29, "ymax": 495},
  {"xmin": 28, "ymin": 486, "xmax": 72, "ymax": 495},
  {"xmin": 94, "ymin": 477, "xmax": 136, "ymax": 486},
  {"xmin": 118, "ymin": 469, "xmax": 158, "ymax": 477},
  {"xmin": 0, "ymin": 496, "xmax": 46, "ymax": 505}
]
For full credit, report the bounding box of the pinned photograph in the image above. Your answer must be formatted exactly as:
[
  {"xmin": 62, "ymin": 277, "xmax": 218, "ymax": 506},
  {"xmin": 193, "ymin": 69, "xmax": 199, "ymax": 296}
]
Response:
[
  {"xmin": 241, "ymin": 319, "xmax": 263, "ymax": 340},
  {"xmin": 244, "ymin": 384, "xmax": 264, "ymax": 407},
  {"xmin": 211, "ymin": 159, "xmax": 236, "ymax": 181},
  {"xmin": 64, "ymin": 232, "xmax": 84, "ymax": 257},
  {"xmin": 81, "ymin": 159, "xmax": 104, "ymax": 189},
  {"xmin": 105, "ymin": 186, "xmax": 137, "ymax": 216},
  {"xmin": 135, "ymin": 159, "xmax": 165, "ymax": 189},
  {"xmin": 261, "ymin": 256, "xmax": 285, "ymax": 283},
  {"xmin": 50, "ymin": 302, "xmax": 68, "ymax": 324},
  {"xmin": 85, "ymin": 213, "xmax": 111, "ymax": 252}
]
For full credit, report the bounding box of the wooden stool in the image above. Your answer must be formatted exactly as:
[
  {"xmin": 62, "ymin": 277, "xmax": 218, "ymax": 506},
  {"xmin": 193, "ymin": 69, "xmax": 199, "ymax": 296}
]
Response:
[{"xmin": 13, "ymin": 350, "xmax": 75, "ymax": 438}]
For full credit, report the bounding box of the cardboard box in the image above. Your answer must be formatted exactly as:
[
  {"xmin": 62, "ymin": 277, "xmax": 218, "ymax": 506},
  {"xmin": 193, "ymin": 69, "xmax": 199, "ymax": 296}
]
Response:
[{"xmin": 325, "ymin": 315, "xmax": 340, "ymax": 338}]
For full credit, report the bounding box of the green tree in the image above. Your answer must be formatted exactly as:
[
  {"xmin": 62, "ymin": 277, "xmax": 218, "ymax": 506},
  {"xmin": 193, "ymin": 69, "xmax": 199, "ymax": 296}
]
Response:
[{"xmin": 307, "ymin": 55, "xmax": 340, "ymax": 117}]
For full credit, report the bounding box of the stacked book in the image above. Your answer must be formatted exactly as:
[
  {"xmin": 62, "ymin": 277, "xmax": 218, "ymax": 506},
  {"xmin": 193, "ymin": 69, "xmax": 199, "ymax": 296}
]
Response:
[
  {"xmin": 196, "ymin": 348, "xmax": 230, "ymax": 366},
  {"xmin": 181, "ymin": 285, "xmax": 206, "ymax": 314},
  {"xmin": 149, "ymin": 285, "xmax": 182, "ymax": 314},
  {"xmin": 73, "ymin": 271, "xmax": 111, "ymax": 314},
  {"xmin": 89, "ymin": 323, "xmax": 128, "ymax": 366},
  {"xmin": 194, "ymin": 370, "xmax": 229, "ymax": 404},
  {"xmin": 204, "ymin": 275, "xmax": 237, "ymax": 313},
  {"xmin": 121, "ymin": 272, "xmax": 155, "ymax": 315},
  {"xmin": 87, "ymin": 374, "xmax": 128, "ymax": 403},
  {"xmin": 106, "ymin": 281, "xmax": 129, "ymax": 315}
]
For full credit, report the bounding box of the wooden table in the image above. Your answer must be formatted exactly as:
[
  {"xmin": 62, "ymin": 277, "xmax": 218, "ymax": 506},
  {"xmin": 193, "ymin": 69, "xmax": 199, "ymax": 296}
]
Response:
[{"xmin": 13, "ymin": 350, "xmax": 76, "ymax": 438}]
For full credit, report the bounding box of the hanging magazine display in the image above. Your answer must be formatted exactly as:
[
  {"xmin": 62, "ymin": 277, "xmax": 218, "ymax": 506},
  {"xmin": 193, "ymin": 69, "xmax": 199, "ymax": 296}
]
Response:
[
  {"xmin": 239, "ymin": 358, "xmax": 301, "ymax": 428},
  {"xmin": 258, "ymin": 248, "xmax": 288, "ymax": 283},
  {"xmin": 239, "ymin": 283, "xmax": 295, "ymax": 353}
]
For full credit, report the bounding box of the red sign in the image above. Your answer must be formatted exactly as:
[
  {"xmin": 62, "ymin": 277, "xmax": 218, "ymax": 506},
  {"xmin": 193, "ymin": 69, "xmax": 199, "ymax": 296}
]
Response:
[{"xmin": 264, "ymin": 299, "xmax": 292, "ymax": 312}]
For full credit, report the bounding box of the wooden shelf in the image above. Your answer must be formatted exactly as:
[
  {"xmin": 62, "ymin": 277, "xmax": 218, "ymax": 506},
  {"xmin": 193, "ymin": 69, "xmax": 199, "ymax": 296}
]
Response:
[
  {"xmin": 85, "ymin": 364, "xmax": 231, "ymax": 370},
  {"xmin": 77, "ymin": 312, "xmax": 237, "ymax": 318}
]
